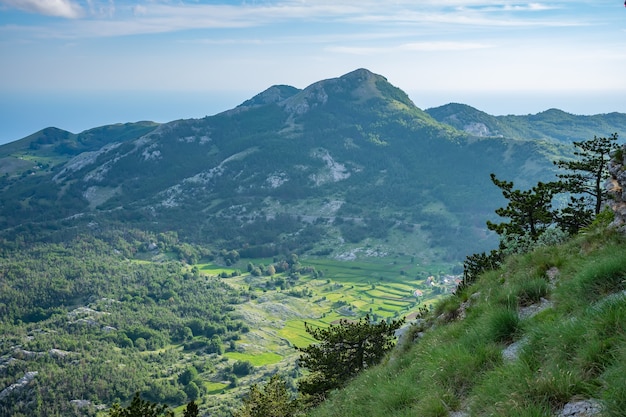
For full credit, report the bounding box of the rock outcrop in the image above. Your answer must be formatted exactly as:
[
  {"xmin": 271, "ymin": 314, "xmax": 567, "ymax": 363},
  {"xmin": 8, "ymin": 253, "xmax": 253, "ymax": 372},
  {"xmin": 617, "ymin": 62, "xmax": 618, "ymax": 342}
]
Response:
[
  {"xmin": 606, "ymin": 144, "xmax": 626, "ymax": 230},
  {"xmin": 0, "ymin": 371, "xmax": 38, "ymax": 401}
]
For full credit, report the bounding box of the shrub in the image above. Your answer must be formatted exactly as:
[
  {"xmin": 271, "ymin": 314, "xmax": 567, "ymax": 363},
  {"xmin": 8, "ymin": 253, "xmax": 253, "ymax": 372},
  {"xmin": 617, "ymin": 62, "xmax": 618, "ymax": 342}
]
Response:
[{"xmin": 232, "ymin": 360, "xmax": 254, "ymax": 376}]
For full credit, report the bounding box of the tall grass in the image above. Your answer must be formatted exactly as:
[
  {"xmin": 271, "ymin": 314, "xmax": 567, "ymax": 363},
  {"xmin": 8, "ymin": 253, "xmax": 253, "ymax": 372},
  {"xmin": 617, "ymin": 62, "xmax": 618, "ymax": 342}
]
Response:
[{"xmin": 306, "ymin": 224, "xmax": 626, "ymax": 417}]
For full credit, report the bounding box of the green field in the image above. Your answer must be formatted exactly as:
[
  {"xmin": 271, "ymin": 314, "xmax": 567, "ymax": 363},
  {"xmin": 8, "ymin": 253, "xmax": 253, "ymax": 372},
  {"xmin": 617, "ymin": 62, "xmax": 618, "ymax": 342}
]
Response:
[
  {"xmin": 224, "ymin": 351, "xmax": 283, "ymax": 366},
  {"xmin": 188, "ymin": 254, "xmax": 460, "ymax": 413},
  {"xmin": 204, "ymin": 381, "xmax": 230, "ymax": 395},
  {"xmin": 196, "ymin": 255, "xmax": 458, "ymax": 366}
]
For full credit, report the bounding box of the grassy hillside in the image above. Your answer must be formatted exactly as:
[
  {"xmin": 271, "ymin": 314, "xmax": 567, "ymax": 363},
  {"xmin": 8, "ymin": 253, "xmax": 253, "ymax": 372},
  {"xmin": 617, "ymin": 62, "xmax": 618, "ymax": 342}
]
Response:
[{"xmin": 306, "ymin": 219, "xmax": 626, "ymax": 417}]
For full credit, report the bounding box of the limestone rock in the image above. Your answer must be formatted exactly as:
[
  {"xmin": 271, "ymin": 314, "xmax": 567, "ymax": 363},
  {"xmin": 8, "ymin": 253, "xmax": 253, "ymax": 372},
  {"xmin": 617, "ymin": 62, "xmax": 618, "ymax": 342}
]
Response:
[
  {"xmin": 0, "ymin": 371, "xmax": 38, "ymax": 401},
  {"xmin": 607, "ymin": 145, "xmax": 626, "ymax": 229},
  {"xmin": 555, "ymin": 399, "xmax": 602, "ymax": 417}
]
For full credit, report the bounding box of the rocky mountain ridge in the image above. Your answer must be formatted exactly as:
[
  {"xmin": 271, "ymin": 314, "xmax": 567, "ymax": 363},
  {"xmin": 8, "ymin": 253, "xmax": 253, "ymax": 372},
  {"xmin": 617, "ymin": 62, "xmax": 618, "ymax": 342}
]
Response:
[
  {"xmin": 426, "ymin": 103, "xmax": 626, "ymax": 142},
  {"xmin": 1, "ymin": 69, "xmax": 625, "ymax": 263}
]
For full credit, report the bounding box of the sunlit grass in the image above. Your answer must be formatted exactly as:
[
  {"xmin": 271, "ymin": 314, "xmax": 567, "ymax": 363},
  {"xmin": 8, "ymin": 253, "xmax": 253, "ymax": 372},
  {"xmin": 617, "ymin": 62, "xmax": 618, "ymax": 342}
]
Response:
[
  {"xmin": 223, "ymin": 351, "xmax": 283, "ymax": 366},
  {"xmin": 307, "ymin": 225, "xmax": 626, "ymax": 417},
  {"xmin": 204, "ymin": 381, "xmax": 229, "ymax": 395},
  {"xmin": 278, "ymin": 320, "xmax": 318, "ymax": 348}
]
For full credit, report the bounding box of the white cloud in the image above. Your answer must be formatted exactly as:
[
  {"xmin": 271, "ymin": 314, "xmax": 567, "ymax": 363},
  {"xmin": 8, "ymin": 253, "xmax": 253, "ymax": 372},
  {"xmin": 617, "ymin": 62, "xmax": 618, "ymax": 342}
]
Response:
[
  {"xmin": 456, "ymin": 2, "xmax": 557, "ymax": 12},
  {"xmin": 132, "ymin": 4, "xmax": 147, "ymax": 16},
  {"xmin": 0, "ymin": 1, "xmax": 585, "ymax": 39},
  {"xmin": 0, "ymin": 0, "xmax": 84, "ymax": 18},
  {"xmin": 1, "ymin": 0, "xmax": 623, "ymax": 103},
  {"xmin": 0, "ymin": 0, "xmax": 590, "ymax": 27}
]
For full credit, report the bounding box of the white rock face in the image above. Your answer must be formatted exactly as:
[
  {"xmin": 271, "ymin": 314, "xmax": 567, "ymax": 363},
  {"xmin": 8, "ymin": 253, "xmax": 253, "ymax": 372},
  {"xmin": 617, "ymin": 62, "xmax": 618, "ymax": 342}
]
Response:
[
  {"xmin": 53, "ymin": 142, "xmax": 123, "ymax": 183},
  {"xmin": 283, "ymin": 84, "xmax": 329, "ymax": 115},
  {"xmin": 266, "ymin": 172, "xmax": 289, "ymax": 188},
  {"xmin": 309, "ymin": 148, "xmax": 350, "ymax": 186},
  {"xmin": 555, "ymin": 400, "xmax": 602, "ymax": 417},
  {"xmin": 0, "ymin": 371, "xmax": 38, "ymax": 401},
  {"xmin": 156, "ymin": 147, "xmax": 259, "ymax": 207},
  {"xmin": 463, "ymin": 122, "xmax": 491, "ymax": 137}
]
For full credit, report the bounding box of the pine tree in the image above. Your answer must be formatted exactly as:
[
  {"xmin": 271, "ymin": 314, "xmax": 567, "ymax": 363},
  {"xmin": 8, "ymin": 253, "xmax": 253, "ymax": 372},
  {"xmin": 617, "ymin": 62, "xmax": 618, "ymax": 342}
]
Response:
[
  {"xmin": 486, "ymin": 173, "xmax": 562, "ymax": 240},
  {"xmin": 555, "ymin": 133, "xmax": 619, "ymax": 215},
  {"xmin": 183, "ymin": 401, "xmax": 199, "ymax": 417},
  {"xmin": 296, "ymin": 314, "xmax": 404, "ymax": 403},
  {"xmin": 233, "ymin": 375, "xmax": 299, "ymax": 417}
]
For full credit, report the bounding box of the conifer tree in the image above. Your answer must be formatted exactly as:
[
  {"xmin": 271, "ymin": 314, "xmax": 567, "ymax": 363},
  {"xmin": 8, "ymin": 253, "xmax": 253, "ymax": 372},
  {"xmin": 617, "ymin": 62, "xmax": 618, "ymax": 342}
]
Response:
[
  {"xmin": 183, "ymin": 401, "xmax": 199, "ymax": 417},
  {"xmin": 233, "ymin": 375, "xmax": 299, "ymax": 417},
  {"xmin": 486, "ymin": 173, "xmax": 562, "ymax": 240},
  {"xmin": 107, "ymin": 392, "xmax": 174, "ymax": 417},
  {"xmin": 554, "ymin": 133, "xmax": 619, "ymax": 215},
  {"xmin": 296, "ymin": 314, "xmax": 404, "ymax": 403}
]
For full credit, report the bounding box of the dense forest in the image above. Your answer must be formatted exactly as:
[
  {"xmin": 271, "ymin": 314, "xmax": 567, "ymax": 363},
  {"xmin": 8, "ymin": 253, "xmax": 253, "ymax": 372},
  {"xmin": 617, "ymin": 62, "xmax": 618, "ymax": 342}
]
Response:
[{"xmin": 0, "ymin": 228, "xmax": 257, "ymax": 416}]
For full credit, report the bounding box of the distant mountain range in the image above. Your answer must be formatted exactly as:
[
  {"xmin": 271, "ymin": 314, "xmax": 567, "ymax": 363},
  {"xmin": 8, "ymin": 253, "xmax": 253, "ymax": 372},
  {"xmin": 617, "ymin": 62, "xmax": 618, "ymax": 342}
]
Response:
[
  {"xmin": 426, "ymin": 103, "xmax": 626, "ymax": 142},
  {"xmin": 2, "ymin": 68, "xmax": 625, "ymax": 263}
]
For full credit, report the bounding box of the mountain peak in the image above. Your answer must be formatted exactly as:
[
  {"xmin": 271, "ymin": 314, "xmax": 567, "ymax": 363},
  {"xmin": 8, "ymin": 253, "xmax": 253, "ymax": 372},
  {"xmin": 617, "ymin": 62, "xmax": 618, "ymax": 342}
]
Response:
[
  {"xmin": 281, "ymin": 68, "xmax": 414, "ymax": 115},
  {"xmin": 339, "ymin": 67, "xmax": 381, "ymax": 82},
  {"xmin": 237, "ymin": 85, "xmax": 300, "ymax": 109}
]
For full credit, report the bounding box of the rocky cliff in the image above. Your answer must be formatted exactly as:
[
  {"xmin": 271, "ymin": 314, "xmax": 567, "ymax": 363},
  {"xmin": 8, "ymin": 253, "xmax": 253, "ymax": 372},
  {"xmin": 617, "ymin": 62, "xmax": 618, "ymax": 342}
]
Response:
[{"xmin": 607, "ymin": 145, "xmax": 626, "ymax": 230}]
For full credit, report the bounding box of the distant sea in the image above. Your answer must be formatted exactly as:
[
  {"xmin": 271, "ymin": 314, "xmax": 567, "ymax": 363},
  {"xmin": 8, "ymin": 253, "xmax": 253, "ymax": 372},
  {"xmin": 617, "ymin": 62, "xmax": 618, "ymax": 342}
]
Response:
[{"xmin": 1, "ymin": 90, "xmax": 624, "ymax": 145}]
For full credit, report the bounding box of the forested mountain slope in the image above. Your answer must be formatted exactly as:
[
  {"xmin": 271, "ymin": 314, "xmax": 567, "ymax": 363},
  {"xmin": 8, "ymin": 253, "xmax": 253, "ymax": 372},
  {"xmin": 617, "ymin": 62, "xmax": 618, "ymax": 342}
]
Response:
[
  {"xmin": 2, "ymin": 69, "xmax": 624, "ymax": 263},
  {"xmin": 426, "ymin": 103, "xmax": 626, "ymax": 143}
]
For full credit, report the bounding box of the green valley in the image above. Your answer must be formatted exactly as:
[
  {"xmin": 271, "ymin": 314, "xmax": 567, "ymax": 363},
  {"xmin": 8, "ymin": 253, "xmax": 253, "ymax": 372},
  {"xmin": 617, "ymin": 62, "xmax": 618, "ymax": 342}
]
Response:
[
  {"xmin": 1, "ymin": 69, "xmax": 625, "ymax": 416},
  {"xmin": 0, "ymin": 228, "xmax": 455, "ymax": 417}
]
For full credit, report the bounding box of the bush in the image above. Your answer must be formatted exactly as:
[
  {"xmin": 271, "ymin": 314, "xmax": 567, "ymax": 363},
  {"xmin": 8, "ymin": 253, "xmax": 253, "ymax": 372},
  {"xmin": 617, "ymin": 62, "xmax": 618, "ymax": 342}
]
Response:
[
  {"xmin": 184, "ymin": 382, "xmax": 200, "ymax": 401},
  {"xmin": 178, "ymin": 367, "xmax": 198, "ymax": 386},
  {"xmin": 232, "ymin": 360, "xmax": 254, "ymax": 376}
]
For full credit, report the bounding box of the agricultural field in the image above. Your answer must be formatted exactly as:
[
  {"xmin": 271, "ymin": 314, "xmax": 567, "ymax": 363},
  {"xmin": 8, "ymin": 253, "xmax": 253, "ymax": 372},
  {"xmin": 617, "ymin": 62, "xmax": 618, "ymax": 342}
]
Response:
[{"xmin": 195, "ymin": 254, "xmax": 461, "ymax": 389}]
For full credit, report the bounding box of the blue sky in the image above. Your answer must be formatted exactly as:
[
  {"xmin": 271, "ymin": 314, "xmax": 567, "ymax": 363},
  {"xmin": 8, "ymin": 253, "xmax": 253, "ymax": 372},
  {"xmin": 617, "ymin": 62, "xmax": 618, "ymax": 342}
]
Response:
[{"xmin": 1, "ymin": 1, "xmax": 625, "ymax": 143}]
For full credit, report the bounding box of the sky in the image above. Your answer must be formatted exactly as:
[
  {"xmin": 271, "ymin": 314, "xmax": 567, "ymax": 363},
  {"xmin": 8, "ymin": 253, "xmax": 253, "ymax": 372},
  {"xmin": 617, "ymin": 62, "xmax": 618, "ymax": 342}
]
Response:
[{"xmin": 1, "ymin": 0, "xmax": 625, "ymax": 144}]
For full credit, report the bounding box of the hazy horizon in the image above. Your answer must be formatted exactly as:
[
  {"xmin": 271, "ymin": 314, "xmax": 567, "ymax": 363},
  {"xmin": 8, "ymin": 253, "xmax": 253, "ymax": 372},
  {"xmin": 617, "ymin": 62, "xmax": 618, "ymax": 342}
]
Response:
[
  {"xmin": 2, "ymin": 86, "xmax": 625, "ymax": 145},
  {"xmin": 2, "ymin": 1, "xmax": 625, "ymax": 144}
]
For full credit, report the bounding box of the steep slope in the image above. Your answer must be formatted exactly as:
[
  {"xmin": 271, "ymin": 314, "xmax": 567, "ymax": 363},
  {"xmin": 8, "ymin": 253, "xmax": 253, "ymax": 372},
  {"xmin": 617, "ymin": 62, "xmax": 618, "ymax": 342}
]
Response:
[{"xmin": 307, "ymin": 221, "xmax": 626, "ymax": 417}]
